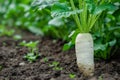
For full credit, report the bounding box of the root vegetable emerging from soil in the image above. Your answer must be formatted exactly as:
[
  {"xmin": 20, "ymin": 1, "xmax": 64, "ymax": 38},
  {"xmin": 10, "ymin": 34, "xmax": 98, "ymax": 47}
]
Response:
[
  {"xmin": 75, "ymin": 33, "xmax": 94, "ymax": 76},
  {"xmin": 33, "ymin": 0, "xmax": 114, "ymax": 77}
]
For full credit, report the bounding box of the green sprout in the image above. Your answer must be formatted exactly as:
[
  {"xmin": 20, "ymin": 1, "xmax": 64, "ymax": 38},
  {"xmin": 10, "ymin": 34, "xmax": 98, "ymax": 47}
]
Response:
[
  {"xmin": 19, "ymin": 40, "xmax": 39, "ymax": 52},
  {"xmin": 19, "ymin": 40, "xmax": 40, "ymax": 62},
  {"xmin": 49, "ymin": 61, "xmax": 63, "ymax": 71},
  {"xmin": 0, "ymin": 65, "xmax": 3, "ymax": 71},
  {"xmin": 2, "ymin": 42, "xmax": 7, "ymax": 46},
  {"xmin": 49, "ymin": 61, "xmax": 59, "ymax": 67},
  {"xmin": 69, "ymin": 73, "xmax": 76, "ymax": 79},
  {"xmin": 24, "ymin": 52, "xmax": 39, "ymax": 63},
  {"xmin": 43, "ymin": 57, "xmax": 48, "ymax": 62},
  {"xmin": 98, "ymin": 75, "xmax": 103, "ymax": 80}
]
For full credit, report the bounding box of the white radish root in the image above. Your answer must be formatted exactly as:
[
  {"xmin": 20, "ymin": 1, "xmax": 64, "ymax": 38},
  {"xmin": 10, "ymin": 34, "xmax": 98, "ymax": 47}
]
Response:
[{"xmin": 75, "ymin": 33, "xmax": 94, "ymax": 76}]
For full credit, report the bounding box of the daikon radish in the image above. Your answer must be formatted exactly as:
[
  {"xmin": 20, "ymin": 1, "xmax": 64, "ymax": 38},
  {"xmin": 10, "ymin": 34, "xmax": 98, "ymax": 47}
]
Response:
[{"xmin": 75, "ymin": 33, "xmax": 94, "ymax": 76}]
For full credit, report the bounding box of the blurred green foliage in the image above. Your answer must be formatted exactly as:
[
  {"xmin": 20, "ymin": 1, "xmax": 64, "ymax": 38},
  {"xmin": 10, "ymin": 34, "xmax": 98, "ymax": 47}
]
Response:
[
  {"xmin": 0, "ymin": 25, "xmax": 14, "ymax": 37},
  {"xmin": 0, "ymin": 0, "xmax": 75, "ymax": 39}
]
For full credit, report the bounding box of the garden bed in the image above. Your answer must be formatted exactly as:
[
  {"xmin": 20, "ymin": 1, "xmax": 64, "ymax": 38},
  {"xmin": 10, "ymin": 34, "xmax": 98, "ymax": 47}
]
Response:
[{"xmin": 0, "ymin": 34, "xmax": 120, "ymax": 80}]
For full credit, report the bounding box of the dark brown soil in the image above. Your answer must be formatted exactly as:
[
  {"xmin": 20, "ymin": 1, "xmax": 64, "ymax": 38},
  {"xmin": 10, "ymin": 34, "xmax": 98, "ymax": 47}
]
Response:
[{"xmin": 0, "ymin": 35, "xmax": 120, "ymax": 80}]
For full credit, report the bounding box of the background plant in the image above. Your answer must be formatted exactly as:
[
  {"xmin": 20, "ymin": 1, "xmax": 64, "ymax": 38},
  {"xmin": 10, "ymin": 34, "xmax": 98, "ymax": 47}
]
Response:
[{"xmin": 0, "ymin": 0, "xmax": 75, "ymax": 40}]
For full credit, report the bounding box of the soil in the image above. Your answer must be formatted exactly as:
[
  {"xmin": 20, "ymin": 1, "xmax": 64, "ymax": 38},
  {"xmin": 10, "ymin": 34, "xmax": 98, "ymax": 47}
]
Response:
[{"xmin": 0, "ymin": 33, "xmax": 120, "ymax": 80}]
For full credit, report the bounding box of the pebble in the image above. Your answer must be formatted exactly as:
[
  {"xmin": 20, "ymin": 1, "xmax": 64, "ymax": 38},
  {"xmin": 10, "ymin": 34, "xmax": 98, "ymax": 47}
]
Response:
[{"xmin": 19, "ymin": 62, "xmax": 25, "ymax": 66}]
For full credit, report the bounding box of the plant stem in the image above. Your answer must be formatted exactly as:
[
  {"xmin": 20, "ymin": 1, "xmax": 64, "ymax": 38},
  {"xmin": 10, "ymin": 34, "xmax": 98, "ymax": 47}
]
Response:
[
  {"xmin": 70, "ymin": 0, "xmax": 82, "ymax": 32},
  {"xmin": 89, "ymin": 15, "xmax": 100, "ymax": 30}
]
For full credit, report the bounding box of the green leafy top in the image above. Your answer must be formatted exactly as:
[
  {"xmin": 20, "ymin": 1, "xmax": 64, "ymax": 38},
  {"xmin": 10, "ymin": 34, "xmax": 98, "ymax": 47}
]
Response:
[
  {"xmin": 51, "ymin": 0, "xmax": 117, "ymax": 33},
  {"xmin": 32, "ymin": 0, "xmax": 117, "ymax": 33}
]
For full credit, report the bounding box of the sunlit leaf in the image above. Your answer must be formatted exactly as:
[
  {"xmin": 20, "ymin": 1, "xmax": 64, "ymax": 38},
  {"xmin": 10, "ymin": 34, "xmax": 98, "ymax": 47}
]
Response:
[
  {"xmin": 109, "ymin": 39, "xmax": 116, "ymax": 46},
  {"xmin": 48, "ymin": 17, "xmax": 65, "ymax": 27},
  {"xmin": 51, "ymin": 2, "xmax": 82, "ymax": 18},
  {"xmin": 32, "ymin": 0, "xmax": 59, "ymax": 10},
  {"xmin": 28, "ymin": 26, "xmax": 44, "ymax": 36},
  {"xmin": 93, "ymin": 3, "xmax": 116, "ymax": 14}
]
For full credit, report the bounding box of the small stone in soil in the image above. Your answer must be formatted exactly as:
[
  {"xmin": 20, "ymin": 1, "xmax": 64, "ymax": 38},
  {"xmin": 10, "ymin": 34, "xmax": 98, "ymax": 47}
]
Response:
[{"xmin": 19, "ymin": 62, "xmax": 25, "ymax": 66}]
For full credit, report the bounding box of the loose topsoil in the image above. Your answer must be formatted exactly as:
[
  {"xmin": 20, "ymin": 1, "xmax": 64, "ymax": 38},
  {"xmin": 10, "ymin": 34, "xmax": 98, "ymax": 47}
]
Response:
[{"xmin": 0, "ymin": 33, "xmax": 120, "ymax": 80}]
